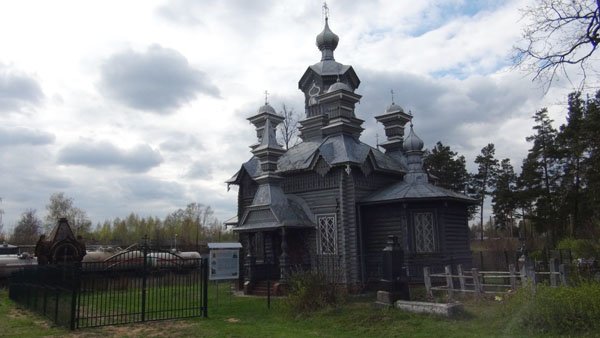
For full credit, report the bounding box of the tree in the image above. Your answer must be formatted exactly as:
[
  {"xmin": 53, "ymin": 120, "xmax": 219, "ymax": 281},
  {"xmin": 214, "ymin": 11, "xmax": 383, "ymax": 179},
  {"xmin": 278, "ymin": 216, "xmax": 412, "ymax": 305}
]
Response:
[
  {"xmin": 11, "ymin": 209, "xmax": 42, "ymax": 245},
  {"xmin": 423, "ymin": 141, "xmax": 470, "ymax": 192},
  {"xmin": 514, "ymin": 0, "xmax": 600, "ymax": 90},
  {"xmin": 45, "ymin": 192, "xmax": 91, "ymax": 236},
  {"xmin": 518, "ymin": 108, "xmax": 563, "ymax": 244},
  {"xmin": 277, "ymin": 104, "xmax": 299, "ymax": 150},
  {"xmin": 473, "ymin": 143, "xmax": 499, "ymax": 240},
  {"xmin": 492, "ymin": 158, "xmax": 518, "ymax": 236},
  {"xmin": 556, "ymin": 92, "xmax": 587, "ymax": 236}
]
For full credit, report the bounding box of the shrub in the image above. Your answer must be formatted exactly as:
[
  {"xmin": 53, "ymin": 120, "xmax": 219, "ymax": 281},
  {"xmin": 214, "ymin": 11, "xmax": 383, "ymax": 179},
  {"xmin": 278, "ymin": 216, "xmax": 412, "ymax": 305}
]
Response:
[
  {"xmin": 504, "ymin": 282, "xmax": 600, "ymax": 334},
  {"xmin": 283, "ymin": 270, "xmax": 346, "ymax": 315},
  {"xmin": 557, "ymin": 238, "xmax": 600, "ymax": 259}
]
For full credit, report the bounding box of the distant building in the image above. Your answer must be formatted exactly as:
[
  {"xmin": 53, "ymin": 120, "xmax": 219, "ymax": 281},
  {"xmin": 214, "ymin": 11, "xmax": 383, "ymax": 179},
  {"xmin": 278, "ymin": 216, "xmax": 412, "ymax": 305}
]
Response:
[{"xmin": 227, "ymin": 16, "xmax": 476, "ymax": 293}]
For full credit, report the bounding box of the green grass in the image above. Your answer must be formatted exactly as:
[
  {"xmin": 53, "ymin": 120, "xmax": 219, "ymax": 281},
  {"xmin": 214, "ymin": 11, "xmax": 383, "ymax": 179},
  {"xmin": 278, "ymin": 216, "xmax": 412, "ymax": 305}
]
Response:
[{"xmin": 0, "ymin": 284, "xmax": 591, "ymax": 338}]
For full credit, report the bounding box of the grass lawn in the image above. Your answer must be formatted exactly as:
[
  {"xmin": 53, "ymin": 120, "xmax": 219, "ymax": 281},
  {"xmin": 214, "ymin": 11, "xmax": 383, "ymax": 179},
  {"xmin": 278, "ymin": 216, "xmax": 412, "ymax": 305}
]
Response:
[{"xmin": 0, "ymin": 284, "xmax": 582, "ymax": 338}]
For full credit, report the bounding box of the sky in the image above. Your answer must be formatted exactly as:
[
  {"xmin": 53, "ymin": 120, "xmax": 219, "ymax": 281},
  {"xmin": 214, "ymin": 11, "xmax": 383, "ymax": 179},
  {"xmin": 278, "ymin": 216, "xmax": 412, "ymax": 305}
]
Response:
[{"xmin": 0, "ymin": 0, "xmax": 586, "ymax": 232}]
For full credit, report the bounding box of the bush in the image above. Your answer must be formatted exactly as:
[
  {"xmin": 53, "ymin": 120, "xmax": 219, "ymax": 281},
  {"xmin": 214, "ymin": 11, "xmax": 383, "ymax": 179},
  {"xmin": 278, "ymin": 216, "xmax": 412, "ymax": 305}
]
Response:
[
  {"xmin": 557, "ymin": 238, "xmax": 600, "ymax": 259},
  {"xmin": 283, "ymin": 270, "xmax": 346, "ymax": 315},
  {"xmin": 504, "ymin": 282, "xmax": 600, "ymax": 334}
]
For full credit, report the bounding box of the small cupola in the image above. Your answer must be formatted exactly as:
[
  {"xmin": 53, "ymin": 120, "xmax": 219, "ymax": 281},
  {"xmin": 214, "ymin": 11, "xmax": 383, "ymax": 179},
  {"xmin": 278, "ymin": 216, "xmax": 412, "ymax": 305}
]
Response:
[
  {"xmin": 316, "ymin": 17, "xmax": 339, "ymax": 61},
  {"xmin": 374, "ymin": 91, "xmax": 412, "ymax": 154},
  {"xmin": 403, "ymin": 124, "xmax": 424, "ymax": 152}
]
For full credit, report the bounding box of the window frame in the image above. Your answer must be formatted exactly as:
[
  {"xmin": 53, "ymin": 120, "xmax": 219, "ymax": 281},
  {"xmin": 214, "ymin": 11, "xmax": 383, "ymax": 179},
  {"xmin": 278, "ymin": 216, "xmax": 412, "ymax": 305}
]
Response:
[{"xmin": 316, "ymin": 214, "xmax": 338, "ymax": 255}]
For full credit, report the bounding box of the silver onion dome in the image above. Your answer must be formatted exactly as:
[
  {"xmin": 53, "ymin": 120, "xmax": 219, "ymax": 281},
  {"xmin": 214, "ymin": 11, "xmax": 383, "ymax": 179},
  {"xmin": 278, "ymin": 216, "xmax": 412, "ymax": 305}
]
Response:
[
  {"xmin": 316, "ymin": 18, "xmax": 339, "ymax": 52},
  {"xmin": 403, "ymin": 125, "xmax": 424, "ymax": 152},
  {"xmin": 258, "ymin": 103, "xmax": 276, "ymax": 115}
]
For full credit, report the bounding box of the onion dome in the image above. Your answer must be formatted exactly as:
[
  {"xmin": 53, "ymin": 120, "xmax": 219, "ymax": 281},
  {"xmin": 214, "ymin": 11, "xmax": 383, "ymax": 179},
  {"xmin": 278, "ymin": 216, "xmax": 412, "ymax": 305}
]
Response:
[
  {"xmin": 316, "ymin": 18, "xmax": 339, "ymax": 55},
  {"xmin": 403, "ymin": 124, "xmax": 424, "ymax": 152},
  {"xmin": 258, "ymin": 103, "xmax": 276, "ymax": 115},
  {"xmin": 385, "ymin": 102, "xmax": 404, "ymax": 113},
  {"xmin": 327, "ymin": 79, "xmax": 352, "ymax": 93}
]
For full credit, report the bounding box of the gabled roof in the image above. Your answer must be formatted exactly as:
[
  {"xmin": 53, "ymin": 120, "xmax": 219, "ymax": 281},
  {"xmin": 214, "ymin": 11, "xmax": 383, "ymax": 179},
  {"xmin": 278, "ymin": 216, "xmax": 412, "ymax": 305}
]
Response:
[
  {"xmin": 227, "ymin": 134, "xmax": 405, "ymax": 184},
  {"xmin": 234, "ymin": 193, "xmax": 315, "ymax": 232},
  {"xmin": 361, "ymin": 180, "xmax": 477, "ymax": 204},
  {"xmin": 278, "ymin": 134, "xmax": 405, "ymax": 173}
]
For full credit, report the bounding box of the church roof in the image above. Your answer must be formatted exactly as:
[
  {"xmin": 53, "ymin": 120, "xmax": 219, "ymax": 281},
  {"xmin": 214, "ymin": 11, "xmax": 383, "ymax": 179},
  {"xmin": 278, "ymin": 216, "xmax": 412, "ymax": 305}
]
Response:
[
  {"xmin": 234, "ymin": 193, "xmax": 315, "ymax": 232},
  {"xmin": 228, "ymin": 134, "xmax": 406, "ymax": 183},
  {"xmin": 362, "ymin": 180, "xmax": 477, "ymax": 204}
]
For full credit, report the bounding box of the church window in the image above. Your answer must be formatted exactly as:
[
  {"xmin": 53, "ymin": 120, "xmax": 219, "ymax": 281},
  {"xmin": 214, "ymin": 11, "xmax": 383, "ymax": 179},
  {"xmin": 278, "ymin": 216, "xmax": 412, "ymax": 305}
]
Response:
[
  {"xmin": 317, "ymin": 214, "xmax": 337, "ymax": 255},
  {"xmin": 414, "ymin": 212, "xmax": 435, "ymax": 253}
]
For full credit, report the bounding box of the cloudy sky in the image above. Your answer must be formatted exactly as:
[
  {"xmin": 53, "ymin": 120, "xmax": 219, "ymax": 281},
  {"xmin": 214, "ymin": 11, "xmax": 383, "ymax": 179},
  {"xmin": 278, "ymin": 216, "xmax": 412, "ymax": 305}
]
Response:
[{"xmin": 0, "ymin": 0, "xmax": 584, "ymax": 232}]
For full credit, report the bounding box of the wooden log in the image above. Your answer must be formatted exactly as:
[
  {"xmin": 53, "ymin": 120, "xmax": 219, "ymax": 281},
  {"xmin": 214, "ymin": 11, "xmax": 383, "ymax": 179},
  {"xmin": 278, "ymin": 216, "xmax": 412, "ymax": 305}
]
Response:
[
  {"xmin": 457, "ymin": 264, "xmax": 466, "ymax": 291},
  {"xmin": 445, "ymin": 265, "xmax": 454, "ymax": 300},
  {"xmin": 424, "ymin": 267, "xmax": 433, "ymax": 299},
  {"xmin": 509, "ymin": 264, "xmax": 517, "ymax": 291},
  {"xmin": 471, "ymin": 268, "xmax": 482, "ymax": 297}
]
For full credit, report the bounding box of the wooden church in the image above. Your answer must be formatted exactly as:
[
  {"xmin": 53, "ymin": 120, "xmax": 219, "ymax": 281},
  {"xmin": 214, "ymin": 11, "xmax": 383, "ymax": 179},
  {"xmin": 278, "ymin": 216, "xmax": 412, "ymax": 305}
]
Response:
[{"xmin": 227, "ymin": 16, "xmax": 475, "ymax": 293}]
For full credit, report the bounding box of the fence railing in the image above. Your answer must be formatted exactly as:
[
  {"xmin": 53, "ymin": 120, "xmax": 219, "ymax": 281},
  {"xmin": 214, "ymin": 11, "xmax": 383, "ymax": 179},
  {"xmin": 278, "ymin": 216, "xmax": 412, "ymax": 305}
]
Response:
[
  {"xmin": 9, "ymin": 245, "xmax": 209, "ymax": 329},
  {"xmin": 424, "ymin": 259, "xmax": 567, "ymax": 300}
]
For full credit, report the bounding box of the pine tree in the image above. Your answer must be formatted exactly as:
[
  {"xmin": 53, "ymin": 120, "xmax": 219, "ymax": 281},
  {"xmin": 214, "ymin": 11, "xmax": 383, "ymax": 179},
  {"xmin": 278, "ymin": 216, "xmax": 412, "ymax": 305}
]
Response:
[
  {"xmin": 518, "ymin": 108, "xmax": 562, "ymax": 244},
  {"xmin": 492, "ymin": 158, "xmax": 517, "ymax": 236},
  {"xmin": 473, "ymin": 143, "xmax": 499, "ymax": 240}
]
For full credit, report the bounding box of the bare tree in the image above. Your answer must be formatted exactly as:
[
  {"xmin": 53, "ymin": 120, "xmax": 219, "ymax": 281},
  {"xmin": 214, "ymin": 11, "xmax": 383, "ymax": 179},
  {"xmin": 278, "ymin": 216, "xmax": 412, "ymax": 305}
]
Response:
[
  {"xmin": 514, "ymin": 0, "xmax": 600, "ymax": 90},
  {"xmin": 278, "ymin": 104, "xmax": 299, "ymax": 150},
  {"xmin": 11, "ymin": 209, "xmax": 42, "ymax": 245},
  {"xmin": 45, "ymin": 192, "xmax": 91, "ymax": 236}
]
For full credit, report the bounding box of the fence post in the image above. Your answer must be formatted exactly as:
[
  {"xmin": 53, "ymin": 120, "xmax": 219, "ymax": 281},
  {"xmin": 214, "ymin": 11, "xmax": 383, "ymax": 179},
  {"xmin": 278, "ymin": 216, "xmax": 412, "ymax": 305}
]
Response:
[
  {"xmin": 445, "ymin": 265, "xmax": 454, "ymax": 300},
  {"xmin": 509, "ymin": 264, "xmax": 517, "ymax": 291},
  {"xmin": 203, "ymin": 257, "xmax": 209, "ymax": 318},
  {"xmin": 141, "ymin": 236, "xmax": 148, "ymax": 322},
  {"xmin": 559, "ymin": 264, "xmax": 567, "ymax": 286},
  {"xmin": 529, "ymin": 268, "xmax": 537, "ymax": 294},
  {"xmin": 457, "ymin": 264, "xmax": 466, "ymax": 291},
  {"xmin": 423, "ymin": 267, "xmax": 433, "ymax": 299},
  {"xmin": 70, "ymin": 264, "xmax": 80, "ymax": 330},
  {"xmin": 549, "ymin": 258, "xmax": 557, "ymax": 287},
  {"xmin": 471, "ymin": 268, "xmax": 482, "ymax": 297}
]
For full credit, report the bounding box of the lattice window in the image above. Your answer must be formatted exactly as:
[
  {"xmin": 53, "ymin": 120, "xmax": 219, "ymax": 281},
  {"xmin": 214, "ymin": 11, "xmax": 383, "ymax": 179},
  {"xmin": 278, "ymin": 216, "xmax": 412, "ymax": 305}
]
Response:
[
  {"xmin": 317, "ymin": 214, "xmax": 337, "ymax": 255},
  {"xmin": 414, "ymin": 212, "xmax": 435, "ymax": 253}
]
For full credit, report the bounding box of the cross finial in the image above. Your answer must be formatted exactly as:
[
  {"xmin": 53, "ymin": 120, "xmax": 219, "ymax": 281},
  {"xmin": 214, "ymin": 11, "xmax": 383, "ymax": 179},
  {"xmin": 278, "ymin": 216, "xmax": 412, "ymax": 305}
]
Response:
[
  {"xmin": 264, "ymin": 90, "xmax": 269, "ymax": 105},
  {"xmin": 408, "ymin": 110, "xmax": 414, "ymax": 127},
  {"xmin": 390, "ymin": 89, "xmax": 395, "ymax": 104},
  {"xmin": 322, "ymin": 1, "xmax": 329, "ymax": 21}
]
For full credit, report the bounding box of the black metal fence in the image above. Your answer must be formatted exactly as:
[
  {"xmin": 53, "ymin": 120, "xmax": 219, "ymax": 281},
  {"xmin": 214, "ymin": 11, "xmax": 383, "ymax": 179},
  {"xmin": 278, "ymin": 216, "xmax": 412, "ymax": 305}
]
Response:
[{"xmin": 9, "ymin": 244, "xmax": 208, "ymax": 329}]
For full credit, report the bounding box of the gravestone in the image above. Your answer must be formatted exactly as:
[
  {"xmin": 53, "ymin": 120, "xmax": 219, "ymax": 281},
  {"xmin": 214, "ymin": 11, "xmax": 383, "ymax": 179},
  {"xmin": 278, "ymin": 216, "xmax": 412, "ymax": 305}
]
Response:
[{"xmin": 375, "ymin": 235, "xmax": 410, "ymax": 307}]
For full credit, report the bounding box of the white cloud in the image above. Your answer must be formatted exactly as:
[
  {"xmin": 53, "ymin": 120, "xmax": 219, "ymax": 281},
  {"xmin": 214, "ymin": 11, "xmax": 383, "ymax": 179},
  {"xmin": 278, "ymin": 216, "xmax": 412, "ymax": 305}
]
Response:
[{"xmin": 0, "ymin": 0, "xmax": 581, "ymax": 231}]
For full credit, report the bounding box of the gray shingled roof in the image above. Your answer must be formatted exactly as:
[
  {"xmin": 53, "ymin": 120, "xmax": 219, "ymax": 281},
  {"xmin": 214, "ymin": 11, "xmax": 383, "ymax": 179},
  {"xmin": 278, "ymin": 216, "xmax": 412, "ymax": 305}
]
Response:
[
  {"xmin": 227, "ymin": 135, "xmax": 405, "ymax": 184},
  {"xmin": 362, "ymin": 181, "xmax": 477, "ymax": 204},
  {"xmin": 234, "ymin": 194, "xmax": 315, "ymax": 232},
  {"xmin": 310, "ymin": 61, "xmax": 350, "ymax": 76},
  {"xmin": 278, "ymin": 134, "xmax": 405, "ymax": 173}
]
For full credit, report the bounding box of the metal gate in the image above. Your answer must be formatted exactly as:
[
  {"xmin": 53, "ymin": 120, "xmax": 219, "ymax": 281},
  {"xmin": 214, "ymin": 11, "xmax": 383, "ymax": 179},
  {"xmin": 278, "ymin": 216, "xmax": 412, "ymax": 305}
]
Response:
[{"xmin": 9, "ymin": 241, "xmax": 208, "ymax": 329}]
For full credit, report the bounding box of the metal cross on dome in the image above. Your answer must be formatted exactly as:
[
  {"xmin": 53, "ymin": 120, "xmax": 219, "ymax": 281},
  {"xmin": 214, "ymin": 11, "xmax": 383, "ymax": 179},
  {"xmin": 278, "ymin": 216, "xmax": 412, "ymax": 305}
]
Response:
[
  {"xmin": 264, "ymin": 90, "xmax": 269, "ymax": 105},
  {"xmin": 322, "ymin": 1, "xmax": 329, "ymax": 21},
  {"xmin": 390, "ymin": 89, "xmax": 395, "ymax": 104}
]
